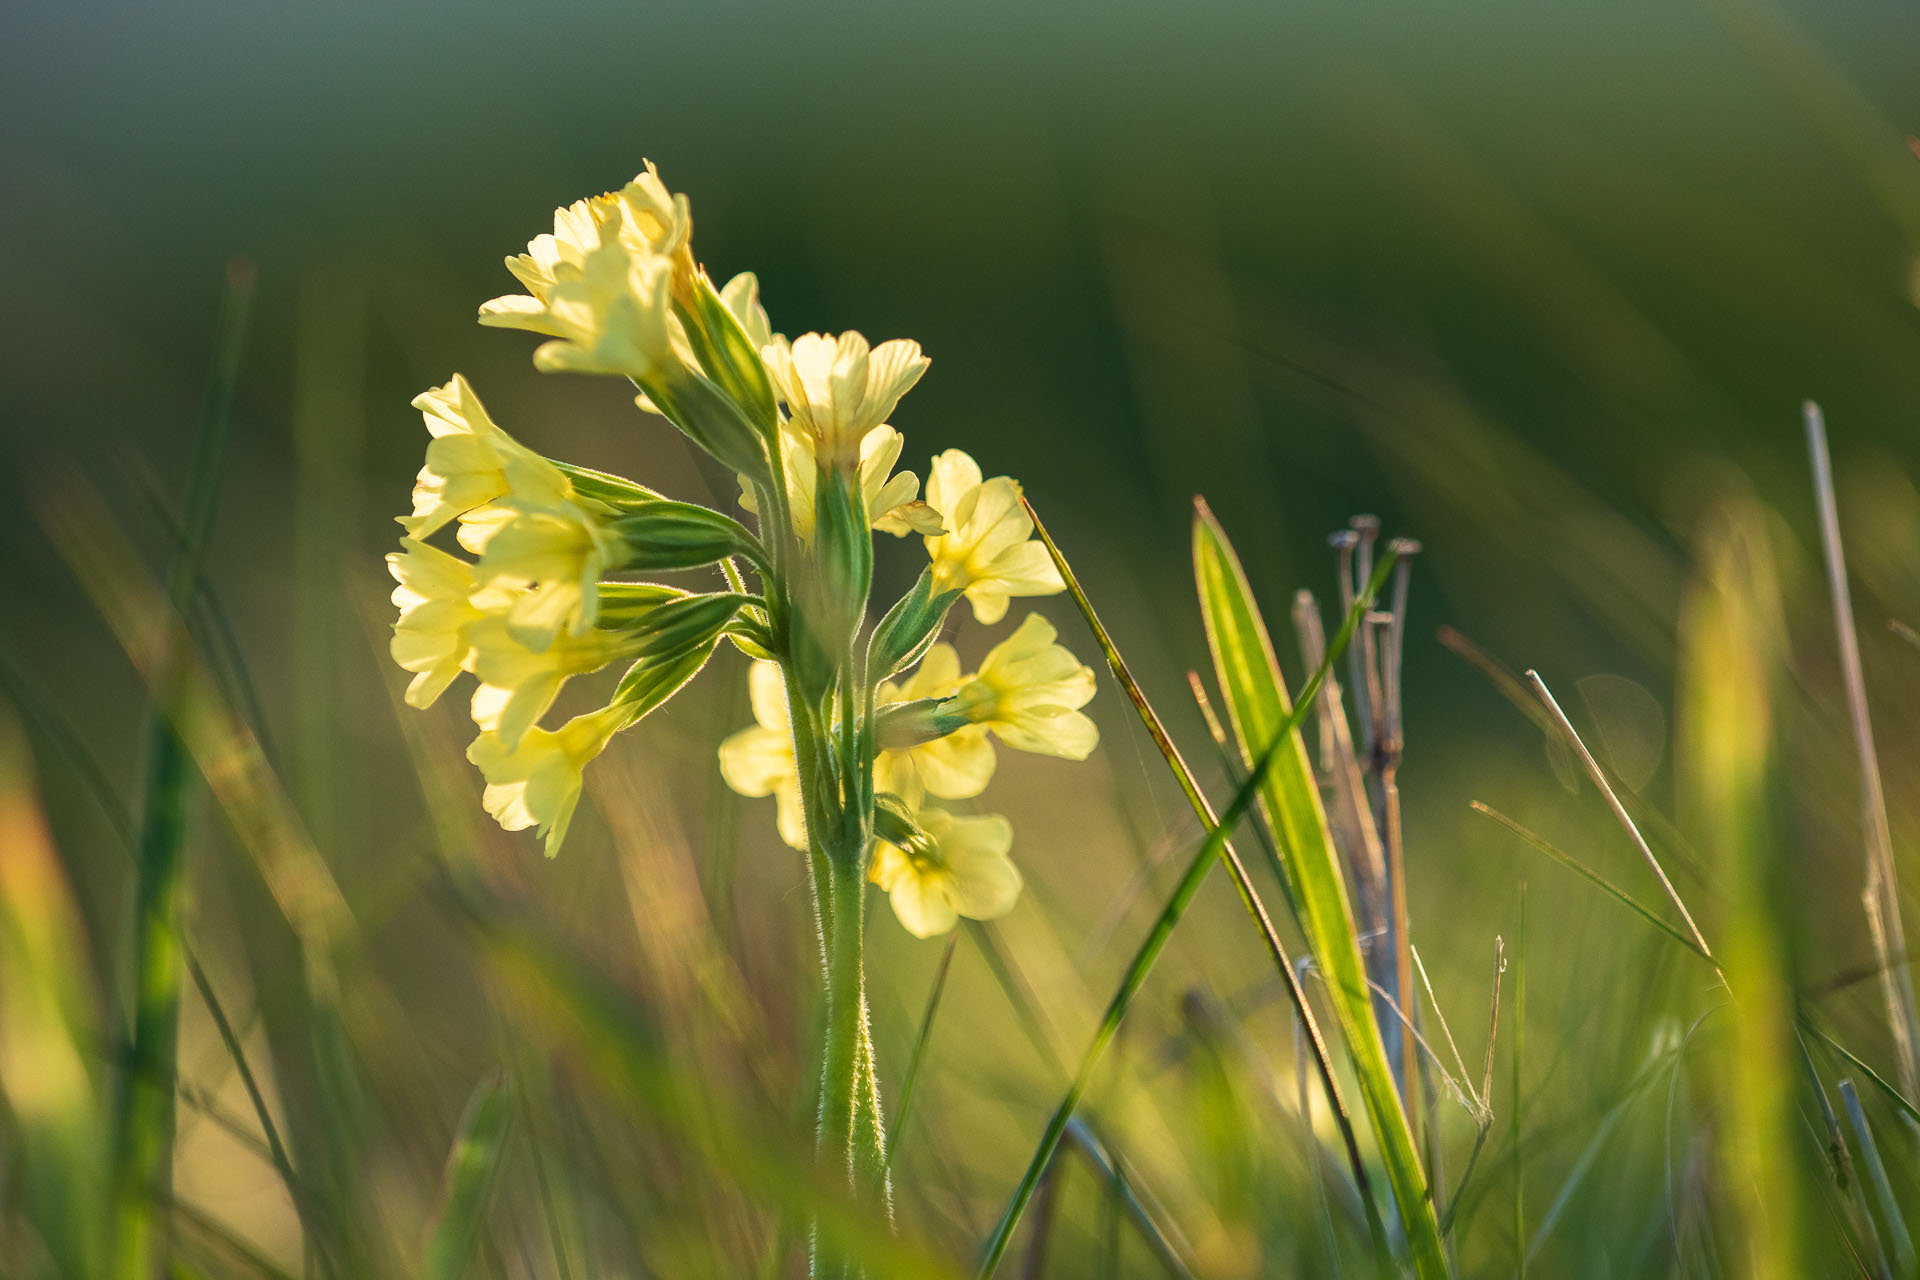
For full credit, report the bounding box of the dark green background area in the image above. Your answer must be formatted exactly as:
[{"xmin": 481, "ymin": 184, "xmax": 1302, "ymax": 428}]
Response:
[{"xmin": 4, "ymin": 2, "xmax": 1920, "ymax": 1269}]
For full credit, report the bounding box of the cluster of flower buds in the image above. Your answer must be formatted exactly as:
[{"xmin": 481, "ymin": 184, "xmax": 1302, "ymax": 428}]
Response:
[{"xmin": 388, "ymin": 163, "xmax": 1099, "ymax": 937}]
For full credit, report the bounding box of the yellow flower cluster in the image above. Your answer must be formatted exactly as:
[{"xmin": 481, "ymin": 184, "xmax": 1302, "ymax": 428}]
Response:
[
  {"xmin": 721, "ymin": 557, "xmax": 1098, "ymax": 937},
  {"xmin": 390, "ymin": 161, "xmax": 1102, "ymax": 944}
]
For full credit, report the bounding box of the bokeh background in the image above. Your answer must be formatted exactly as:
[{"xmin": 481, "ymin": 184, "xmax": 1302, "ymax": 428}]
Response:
[{"xmin": 5, "ymin": 0, "xmax": 1920, "ymax": 1275}]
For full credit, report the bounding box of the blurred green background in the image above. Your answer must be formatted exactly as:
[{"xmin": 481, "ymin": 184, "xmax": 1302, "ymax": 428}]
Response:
[{"xmin": 5, "ymin": 0, "xmax": 1920, "ymax": 1274}]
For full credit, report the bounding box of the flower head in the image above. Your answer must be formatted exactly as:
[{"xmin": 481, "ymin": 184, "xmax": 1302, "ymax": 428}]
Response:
[
  {"xmin": 869, "ymin": 809, "xmax": 1022, "ymax": 938},
  {"xmin": 922, "ymin": 450, "xmax": 1065, "ymax": 624},
  {"xmin": 717, "ymin": 660, "xmax": 806, "ymax": 849},
  {"xmin": 762, "ymin": 331, "xmax": 928, "ymax": 470},
  {"xmin": 466, "ymin": 617, "xmax": 631, "ymax": 750},
  {"xmin": 387, "ymin": 538, "xmax": 487, "ymax": 708},
  {"xmin": 468, "ymin": 703, "xmax": 631, "ymax": 857},
  {"xmin": 480, "ymin": 168, "xmax": 689, "ymax": 381},
  {"xmin": 946, "ymin": 614, "xmax": 1099, "ymax": 759},
  {"xmin": 402, "ymin": 375, "xmax": 571, "ymax": 539},
  {"xmin": 470, "ymin": 501, "xmax": 620, "ymax": 651}
]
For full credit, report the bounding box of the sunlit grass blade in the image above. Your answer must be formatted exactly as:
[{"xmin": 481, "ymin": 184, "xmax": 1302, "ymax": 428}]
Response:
[
  {"xmin": 1802, "ymin": 1019, "xmax": 1920, "ymax": 1127},
  {"xmin": 422, "ymin": 1072, "xmax": 514, "ymax": 1280},
  {"xmin": 1191, "ymin": 501, "xmax": 1447, "ymax": 1278},
  {"xmin": 974, "ymin": 519, "xmax": 1401, "ymax": 1278},
  {"xmin": 1470, "ymin": 802, "xmax": 1718, "ymax": 970},
  {"xmin": 0, "ymin": 709, "xmax": 109, "ymax": 1279},
  {"xmin": 1023, "ymin": 498, "xmax": 1387, "ymax": 1251},
  {"xmin": 113, "ymin": 259, "xmax": 255, "ymax": 1280},
  {"xmin": 1677, "ymin": 493, "xmax": 1811, "ymax": 1276}
]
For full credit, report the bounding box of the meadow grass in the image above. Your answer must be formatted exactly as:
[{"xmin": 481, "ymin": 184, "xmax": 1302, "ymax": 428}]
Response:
[{"xmin": 5, "ymin": 247, "xmax": 1920, "ymax": 1280}]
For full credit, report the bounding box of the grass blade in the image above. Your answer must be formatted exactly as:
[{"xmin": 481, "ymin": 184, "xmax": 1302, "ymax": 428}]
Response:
[
  {"xmin": 1839, "ymin": 1079, "xmax": 1916, "ymax": 1278},
  {"xmin": 0, "ymin": 709, "xmax": 109, "ymax": 1279},
  {"xmin": 1470, "ymin": 802, "xmax": 1718, "ymax": 970},
  {"xmin": 974, "ymin": 519, "xmax": 1401, "ymax": 1277},
  {"xmin": 1677, "ymin": 493, "xmax": 1809, "ymax": 1276},
  {"xmin": 1191, "ymin": 501, "xmax": 1448, "ymax": 1278},
  {"xmin": 422, "ymin": 1072, "xmax": 515, "ymax": 1280},
  {"xmin": 1524, "ymin": 671, "xmax": 1714, "ymax": 965},
  {"xmin": 112, "ymin": 259, "xmax": 255, "ymax": 1280},
  {"xmin": 1805, "ymin": 402, "xmax": 1920, "ymax": 1104},
  {"xmin": 1022, "ymin": 498, "xmax": 1389, "ymax": 1254}
]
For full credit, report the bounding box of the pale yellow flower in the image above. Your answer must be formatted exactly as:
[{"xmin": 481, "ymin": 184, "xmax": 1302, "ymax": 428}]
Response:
[
  {"xmin": 717, "ymin": 660, "xmax": 807, "ymax": 849},
  {"xmin": 922, "ymin": 450, "xmax": 1065, "ymax": 624},
  {"xmin": 387, "ymin": 538, "xmax": 487, "ymax": 708},
  {"xmin": 876, "ymin": 644, "xmax": 995, "ymax": 800},
  {"xmin": 744, "ymin": 424, "xmax": 944, "ymax": 540},
  {"xmin": 761, "ymin": 331, "xmax": 928, "ymax": 470},
  {"xmin": 468, "ymin": 702, "xmax": 631, "ymax": 857},
  {"xmin": 465, "ymin": 616, "xmax": 631, "ymax": 750},
  {"xmin": 869, "ymin": 809, "xmax": 1022, "ymax": 938},
  {"xmin": 483, "ymin": 164, "xmax": 690, "ymax": 315},
  {"xmin": 945, "ymin": 614, "xmax": 1099, "ymax": 759},
  {"xmin": 470, "ymin": 500, "xmax": 620, "ymax": 650},
  {"xmin": 401, "ymin": 375, "xmax": 571, "ymax": 539}
]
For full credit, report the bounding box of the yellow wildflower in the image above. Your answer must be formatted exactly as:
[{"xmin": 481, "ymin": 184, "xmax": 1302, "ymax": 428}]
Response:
[
  {"xmin": 467, "ymin": 702, "xmax": 631, "ymax": 857},
  {"xmin": 386, "ymin": 538, "xmax": 487, "ymax": 709},
  {"xmin": 465, "ymin": 617, "xmax": 630, "ymax": 750},
  {"xmin": 470, "ymin": 501, "xmax": 620, "ymax": 650},
  {"xmin": 876, "ymin": 644, "xmax": 995, "ymax": 800},
  {"xmin": 401, "ymin": 375, "xmax": 571, "ymax": 539},
  {"xmin": 945, "ymin": 614, "xmax": 1099, "ymax": 759},
  {"xmin": 744, "ymin": 424, "xmax": 943, "ymax": 540},
  {"xmin": 761, "ymin": 331, "xmax": 928, "ymax": 470},
  {"xmin": 869, "ymin": 809, "xmax": 1022, "ymax": 938},
  {"xmin": 717, "ymin": 660, "xmax": 807, "ymax": 850},
  {"xmin": 481, "ymin": 164, "xmax": 690, "ymax": 317},
  {"xmin": 922, "ymin": 449, "xmax": 1065, "ymax": 624}
]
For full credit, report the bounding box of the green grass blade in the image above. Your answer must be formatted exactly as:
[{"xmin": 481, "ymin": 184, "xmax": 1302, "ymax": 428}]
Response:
[
  {"xmin": 1839, "ymin": 1079, "xmax": 1916, "ymax": 1279},
  {"xmin": 1470, "ymin": 802, "xmax": 1719, "ymax": 970},
  {"xmin": 113, "ymin": 259, "xmax": 255, "ymax": 1280},
  {"xmin": 1191, "ymin": 501, "xmax": 1449, "ymax": 1279},
  {"xmin": 973, "ymin": 525, "xmax": 1397, "ymax": 1278},
  {"xmin": 1024, "ymin": 498, "xmax": 1387, "ymax": 1253},
  {"xmin": 422, "ymin": 1072, "xmax": 515, "ymax": 1280}
]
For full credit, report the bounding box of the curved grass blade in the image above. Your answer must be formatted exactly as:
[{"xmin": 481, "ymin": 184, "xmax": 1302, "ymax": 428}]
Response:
[
  {"xmin": 1470, "ymin": 802, "xmax": 1718, "ymax": 970},
  {"xmin": 422, "ymin": 1072, "xmax": 514, "ymax": 1280},
  {"xmin": 1192, "ymin": 502, "xmax": 1448, "ymax": 1279},
  {"xmin": 1023, "ymin": 498, "xmax": 1387, "ymax": 1253},
  {"xmin": 974, "ymin": 521, "xmax": 1399, "ymax": 1278}
]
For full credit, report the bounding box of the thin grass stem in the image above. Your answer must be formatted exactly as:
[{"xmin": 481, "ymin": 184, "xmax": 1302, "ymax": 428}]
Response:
[{"xmin": 1806, "ymin": 401, "xmax": 1920, "ymax": 1106}]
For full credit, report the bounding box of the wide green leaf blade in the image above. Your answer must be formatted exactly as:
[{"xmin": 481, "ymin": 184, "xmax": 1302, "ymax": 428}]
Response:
[
  {"xmin": 1192, "ymin": 501, "xmax": 1449, "ymax": 1279},
  {"xmin": 422, "ymin": 1072, "xmax": 514, "ymax": 1280}
]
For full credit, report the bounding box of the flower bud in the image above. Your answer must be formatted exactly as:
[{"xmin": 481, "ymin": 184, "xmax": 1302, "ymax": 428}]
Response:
[
  {"xmin": 867, "ymin": 567, "xmax": 964, "ymax": 680},
  {"xmin": 612, "ymin": 501, "xmax": 765, "ymax": 572},
  {"xmin": 873, "ymin": 697, "xmax": 975, "ymax": 752}
]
